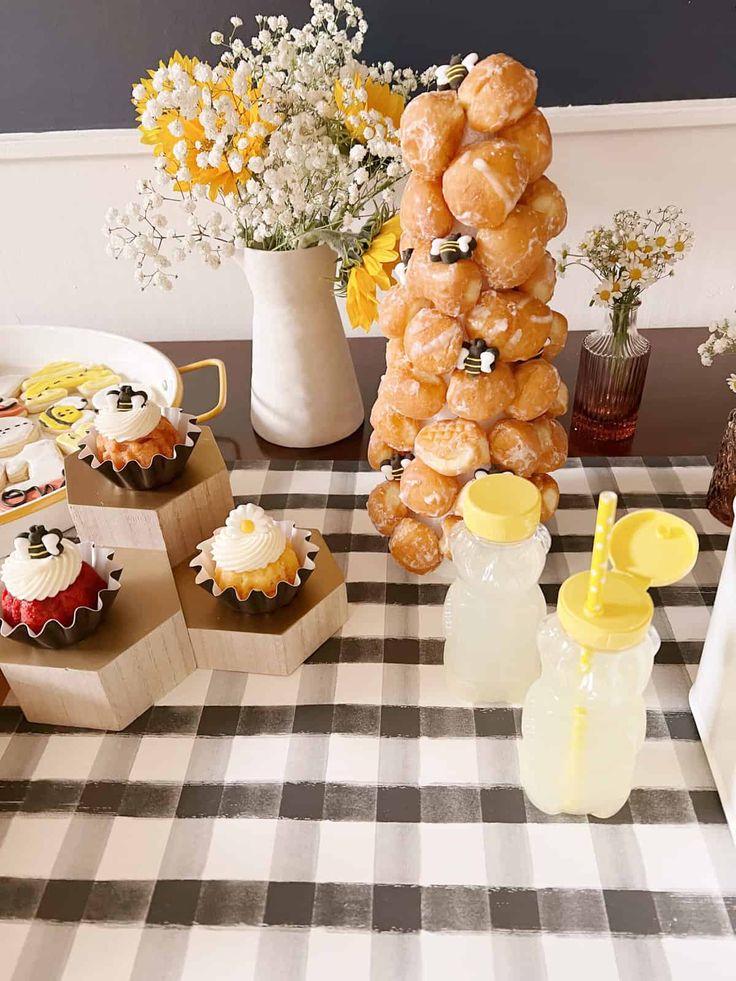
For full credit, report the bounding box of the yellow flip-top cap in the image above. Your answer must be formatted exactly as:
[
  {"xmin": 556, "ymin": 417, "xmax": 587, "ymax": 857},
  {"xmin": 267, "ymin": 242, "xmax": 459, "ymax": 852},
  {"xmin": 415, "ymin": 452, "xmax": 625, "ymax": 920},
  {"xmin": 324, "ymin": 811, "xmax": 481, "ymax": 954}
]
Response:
[
  {"xmin": 558, "ymin": 570, "xmax": 654, "ymax": 651},
  {"xmin": 609, "ymin": 509, "xmax": 699, "ymax": 587},
  {"xmin": 462, "ymin": 473, "xmax": 541, "ymax": 543}
]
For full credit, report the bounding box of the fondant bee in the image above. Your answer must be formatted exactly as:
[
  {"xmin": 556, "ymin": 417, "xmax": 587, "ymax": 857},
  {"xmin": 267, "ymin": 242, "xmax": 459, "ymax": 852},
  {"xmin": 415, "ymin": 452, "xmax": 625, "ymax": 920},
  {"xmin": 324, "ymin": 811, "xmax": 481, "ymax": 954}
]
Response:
[
  {"xmin": 437, "ymin": 53, "xmax": 479, "ymax": 91},
  {"xmin": 430, "ymin": 233, "xmax": 477, "ymax": 264},
  {"xmin": 472, "ymin": 465, "xmax": 508, "ymax": 480},
  {"xmin": 393, "ymin": 248, "xmax": 414, "ymax": 287},
  {"xmin": 16, "ymin": 524, "xmax": 64, "ymax": 560},
  {"xmin": 456, "ymin": 340, "xmax": 498, "ymax": 375},
  {"xmin": 104, "ymin": 385, "xmax": 149, "ymax": 412},
  {"xmin": 380, "ymin": 452, "xmax": 414, "ymax": 481}
]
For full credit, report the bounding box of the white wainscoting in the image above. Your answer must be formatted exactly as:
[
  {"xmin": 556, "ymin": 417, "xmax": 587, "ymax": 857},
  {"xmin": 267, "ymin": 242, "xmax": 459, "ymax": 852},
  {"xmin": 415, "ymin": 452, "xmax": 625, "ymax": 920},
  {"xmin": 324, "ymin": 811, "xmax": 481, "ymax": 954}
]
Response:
[{"xmin": 1, "ymin": 98, "xmax": 734, "ymax": 343}]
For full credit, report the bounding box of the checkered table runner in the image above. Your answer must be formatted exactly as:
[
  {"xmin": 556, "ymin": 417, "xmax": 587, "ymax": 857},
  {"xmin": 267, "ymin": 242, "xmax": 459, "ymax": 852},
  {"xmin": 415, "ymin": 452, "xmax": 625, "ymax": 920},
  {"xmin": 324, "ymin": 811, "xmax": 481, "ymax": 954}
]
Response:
[{"xmin": 1, "ymin": 457, "xmax": 735, "ymax": 981}]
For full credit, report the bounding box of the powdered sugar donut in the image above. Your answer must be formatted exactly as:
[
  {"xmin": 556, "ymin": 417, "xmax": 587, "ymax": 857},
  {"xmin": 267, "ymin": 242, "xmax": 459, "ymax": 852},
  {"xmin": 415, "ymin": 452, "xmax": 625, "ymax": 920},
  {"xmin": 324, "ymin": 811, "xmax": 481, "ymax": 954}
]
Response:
[
  {"xmin": 378, "ymin": 285, "xmax": 430, "ymax": 340},
  {"xmin": 400, "ymin": 174, "xmax": 453, "ymax": 240},
  {"xmin": 379, "ymin": 366, "xmax": 447, "ymax": 420},
  {"xmin": 406, "ymin": 246, "xmax": 482, "ymax": 317},
  {"xmin": 519, "ymin": 176, "xmax": 568, "ymax": 240},
  {"xmin": 400, "ymin": 91, "xmax": 467, "ymax": 179},
  {"xmin": 446, "ymin": 362, "xmax": 516, "ymax": 422},
  {"xmin": 367, "ymin": 430, "xmax": 395, "ymax": 471},
  {"xmin": 542, "ymin": 310, "xmax": 569, "ymax": 360},
  {"xmin": 475, "ymin": 206, "xmax": 546, "ymax": 289},
  {"xmin": 0, "ymin": 440, "xmax": 66, "ymax": 510},
  {"xmin": 530, "ymin": 473, "xmax": 560, "ymax": 522},
  {"xmin": 0, "ymin": 417, "xmax": 39, "ymax": 458},
  {"xmin": 488, "ymin": 418, "xmax": 541, "ymax": 478},
  {"xmin": 458, "ymin": 54, "xmax": 537, "ymax": 134},
  {"xmin": 531, "ymin": 416, "xmax": 568, "ymax": 473},
  {"xmin": 549, "ymin": 380, "xmax": 569, "ymax": 418},
  {"xmin": 439, "ymin": 514, "xmax": 463, "ymax": 560},
  {"xmin": 370, "ymin": 399, "xmax": 422, "ymax": 453},
  {"xmin": 389, "ymin": 518, "xmax": 442, "ymax": 575},
  {"xmin": 508, "ymin": 360, "xmax": 561, "ymax": 421},
  {"xmin": 499, "ymin": 108, "xmax": 552, "ymax": 183},
  {"xmin": 385, "ymin": 338, "xmax": 412, "ymax": 372},
  {"xmin": 441, "ymin": 139, "xmax": 528, "ymax": 228},
  {"xmin": 518, "ymin": 251, "xmax": 557, "ymax": 303},
  {"xmin": 403, "ymin": 309, "xmax": 465, "ymax": 376},
  {"xmin": 399, "ymin": 458, "xmax": 459, "ymax": 517},
  {"xmin": 465, "ymin": 290, "xmax": 552, "ymax": 362},
  {"xmin": 414, "ymin": 418, "xmax": 490, "ymax": 476},
  {"xmin": 367, "ymin": 480, "xmax": 410, "ymax": 536}
]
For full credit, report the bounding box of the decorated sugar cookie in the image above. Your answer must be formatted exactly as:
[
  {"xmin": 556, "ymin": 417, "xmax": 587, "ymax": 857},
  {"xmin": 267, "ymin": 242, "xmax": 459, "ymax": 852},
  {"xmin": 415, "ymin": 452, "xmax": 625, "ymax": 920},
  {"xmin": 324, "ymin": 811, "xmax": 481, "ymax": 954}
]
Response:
[
  {"xmin": 39, "ymin": 396, "xmax": 94, "ymax": 433},
  {"xmin": 0, "ymin": 417, "xmax": 39, "ymax": 458},
  {"xmin": 78, "ymin": 370, "xmax": 121, "ymax": 397},
  {"xmin": 0, "ymin": 441, "xmax": 66, "ymax": 511},
  {"xmin": 0, "ymin": 375, "xmax": 25, "ymax": 399},
  {"xmin": 56, "ymin": 419, "xmax": 94, "ymax": 455},
  {"xmin": 21, "ymin": 362, "xmax": 118, "ymax": 409},
  {"xmin": 0, "ymin": 397, "xmax": 27, "ymax": 418}
]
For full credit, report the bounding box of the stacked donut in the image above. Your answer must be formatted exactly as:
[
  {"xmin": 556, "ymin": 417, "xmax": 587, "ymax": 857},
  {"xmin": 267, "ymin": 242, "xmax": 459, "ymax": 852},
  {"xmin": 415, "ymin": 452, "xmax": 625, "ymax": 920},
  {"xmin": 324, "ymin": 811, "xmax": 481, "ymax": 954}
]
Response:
[{"xmin": 367, "ymin": 53, "xmax": 569, "ymax": 575}]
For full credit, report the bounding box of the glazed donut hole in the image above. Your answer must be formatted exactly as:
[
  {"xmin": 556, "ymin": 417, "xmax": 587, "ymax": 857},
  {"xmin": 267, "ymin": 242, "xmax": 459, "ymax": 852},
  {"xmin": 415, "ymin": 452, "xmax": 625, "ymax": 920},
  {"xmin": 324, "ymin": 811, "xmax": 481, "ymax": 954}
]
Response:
[
  {"xmin": 367, "ymin": 480, "xmax": 410, "ymax": 536},
  {"xmin": 475, "ymin": 206, "xmax": 547, "ymax": 290},
  {"xmin": 499, "ymin": 108, "xmax": 553, "ymax": 184},
  {"xmin": 369, "ymin": 399, "xmax": 422, "ymax": 452},
  {"xmin": 531, "ymin": 416, "xmax": 568, "ymax": 473},
  {"xmin": 446, "ymin": 361, "xmax": 516, "ymax": 423},
  {"xmin": 378, "ymin": 285, "xmax": 431, "ymax": 339},
  {"xmin": 465, "ymin": 289, "xmax": 551, "ymax": 362},
  {"xmin": 441, "ymin": 139, "xmax": 528, "ymax": 229},
  {"xmin": 400, "ymin": 174, "xmax": 453, "ymax": 241},
  {"xmin": 414, "ymin": 418, "xmax": 491, "ymax": 476},
  {"xmin": 403, "ymin": 308, "xmax": 465, "ymax": 376},
  {"xmin": 542, "ymin": 310, "xmax": 569, "ymax": 360},
  {"xmin": 399, "ymin": 90, "xmax": 466, "ymax": 179},
  {"xmin": 488, "ymin": 418, "xmax": 542, "ymax": 478},
  {"xmin": 399, "ymin": 458, "xmax": 460, "ymax": 517},
  {"xmin": 520, "ymin": 176, "xmax": 568, "ymax": 240},
  {"xmin": 379, "ymin": 365, "xmax": 448, "ymax": 419},
  {"xmin": 406, "ymin": 246, "xmax": 483, "ymax": 318},
  {"xmin": 389, "ymin": 517, "xmax": 442, "ymax": 575},
  {"xmin": 458, "ymin": 53, "xmax": 538, "ymax": 134},
  {"xmin": 508, "ymin": 359, "xmax": 561, "ymax": 421},
  {"xmin": 385, "ymin": 338, "xmax": 411, "ymax": 372},
  {"xmin": 367, "ymin": 430, "xmax": 395, "ymax": 471},
  {"xmin": 548, "ymin": 379, "xmax": 569, "ymax": 418},
  {"xmin": 530, "ymin": 473, "xmax": 560, "ymax": 522},
  {"xmin": 439, "ymin": 514, "xmax": 464, "ymax": 560},
  {"xmin": 518, "ymin": 251, "xmax": 557, "ymax": 304}
]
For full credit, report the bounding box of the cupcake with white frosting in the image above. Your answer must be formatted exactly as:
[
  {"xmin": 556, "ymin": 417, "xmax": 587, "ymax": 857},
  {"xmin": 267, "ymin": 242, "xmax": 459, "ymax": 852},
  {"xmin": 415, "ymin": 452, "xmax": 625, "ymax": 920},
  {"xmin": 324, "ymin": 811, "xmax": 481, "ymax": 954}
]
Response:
[
  {"xmin": 191, "ymin": 503, "xmax": 319, "ymax": 613},
  {"xmin": 0, "ymin": 524, "xmax": 122, "ymax": 646}
]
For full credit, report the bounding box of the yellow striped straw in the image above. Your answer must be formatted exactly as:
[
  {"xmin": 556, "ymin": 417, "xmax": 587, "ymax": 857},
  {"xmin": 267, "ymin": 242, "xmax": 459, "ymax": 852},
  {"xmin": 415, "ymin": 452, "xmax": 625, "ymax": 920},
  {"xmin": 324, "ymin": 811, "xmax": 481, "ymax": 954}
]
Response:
[{"xmin": 584, "ymin": 490, "xmax": 618, "ymax": 617}]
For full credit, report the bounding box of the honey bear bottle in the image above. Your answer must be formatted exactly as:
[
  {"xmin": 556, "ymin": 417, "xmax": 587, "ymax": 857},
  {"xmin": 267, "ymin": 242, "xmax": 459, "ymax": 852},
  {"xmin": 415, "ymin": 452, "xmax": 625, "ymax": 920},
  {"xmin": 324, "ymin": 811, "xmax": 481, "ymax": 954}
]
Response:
[
  {"xmin": 520, "ymin": 492, "xmax": 699, "ymax": 818},
  {"xmin": 443, "ymin": 473, "xmax": 550, "ymax": 704}
]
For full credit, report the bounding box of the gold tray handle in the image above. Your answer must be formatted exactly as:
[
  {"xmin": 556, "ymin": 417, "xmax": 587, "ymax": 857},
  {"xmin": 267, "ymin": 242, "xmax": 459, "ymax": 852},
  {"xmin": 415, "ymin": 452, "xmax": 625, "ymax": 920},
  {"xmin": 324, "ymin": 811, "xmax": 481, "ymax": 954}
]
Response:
[{"xmin": 177, "ymin": 359, "xmax": 228, "ymax": 423}]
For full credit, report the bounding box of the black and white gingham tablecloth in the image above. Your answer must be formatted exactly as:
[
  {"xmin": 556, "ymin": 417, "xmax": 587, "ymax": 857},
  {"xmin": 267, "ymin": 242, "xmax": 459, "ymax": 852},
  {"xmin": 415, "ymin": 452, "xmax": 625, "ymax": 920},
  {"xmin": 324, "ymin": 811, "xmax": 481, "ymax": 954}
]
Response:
[{"xmin": 1, "ymin": 457, "xmax": 735, "ymax": 980}]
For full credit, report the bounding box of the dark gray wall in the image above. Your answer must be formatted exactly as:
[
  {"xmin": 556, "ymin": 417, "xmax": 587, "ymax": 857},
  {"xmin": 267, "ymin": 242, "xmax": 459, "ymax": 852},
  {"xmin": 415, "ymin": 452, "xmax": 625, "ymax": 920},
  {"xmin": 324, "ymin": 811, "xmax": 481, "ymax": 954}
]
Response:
[{"xmin": 2, "ymin": 0, "xmax": 734, "ymax": 133}]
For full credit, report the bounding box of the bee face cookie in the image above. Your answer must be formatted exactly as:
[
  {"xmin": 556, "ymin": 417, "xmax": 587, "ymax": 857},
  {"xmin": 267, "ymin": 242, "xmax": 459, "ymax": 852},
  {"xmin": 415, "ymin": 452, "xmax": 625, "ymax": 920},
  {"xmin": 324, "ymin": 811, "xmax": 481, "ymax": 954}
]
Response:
[
  {"xmin": 39, "ymin": 396, "xmax": 94, "ymax": 433},
  {"xmin": 0, "ymin": 417, "xmax": 39, "ymax": 458}
]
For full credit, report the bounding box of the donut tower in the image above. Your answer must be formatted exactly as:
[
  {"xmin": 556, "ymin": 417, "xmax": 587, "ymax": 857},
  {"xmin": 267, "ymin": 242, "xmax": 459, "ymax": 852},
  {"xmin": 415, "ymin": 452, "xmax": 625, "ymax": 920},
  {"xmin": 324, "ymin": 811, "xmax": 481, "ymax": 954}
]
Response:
[{"xmin": 367, "ymin": 53, "xmax": 569, "ymax": 575}]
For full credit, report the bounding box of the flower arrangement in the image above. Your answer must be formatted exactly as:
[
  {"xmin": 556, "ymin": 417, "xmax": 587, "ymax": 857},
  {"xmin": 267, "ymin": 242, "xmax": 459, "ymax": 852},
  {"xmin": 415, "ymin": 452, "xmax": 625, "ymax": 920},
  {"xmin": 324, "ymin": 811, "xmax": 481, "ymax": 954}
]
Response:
[
  {"xmin": 559, "ymin": 206, "xmax": 693, "ymax": 313},
  {"xmin": 698, "ymin": 315, "xmax": 736, "ymax": 393},
  {"xmin": 103, "ymin": 1, "xmax": 425, "ymax": 329}
]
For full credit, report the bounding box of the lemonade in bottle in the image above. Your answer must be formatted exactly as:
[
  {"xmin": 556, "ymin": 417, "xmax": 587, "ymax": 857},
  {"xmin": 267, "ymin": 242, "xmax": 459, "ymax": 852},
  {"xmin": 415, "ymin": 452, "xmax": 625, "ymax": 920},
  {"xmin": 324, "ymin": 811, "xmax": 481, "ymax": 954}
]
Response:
[
  {"xmin": 443, "ymin": 473, "xmax": 551, "ymax": 704},
  {"xmin": 520, "ymin": 491, "xmax": 699, "ymax": 818}
]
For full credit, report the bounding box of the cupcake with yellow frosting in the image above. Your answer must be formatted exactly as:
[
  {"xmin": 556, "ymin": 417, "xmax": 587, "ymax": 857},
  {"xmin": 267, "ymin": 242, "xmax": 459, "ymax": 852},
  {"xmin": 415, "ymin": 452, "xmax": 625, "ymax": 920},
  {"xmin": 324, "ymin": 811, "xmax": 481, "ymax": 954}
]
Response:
[{"xmin": 192, "ymin": 503, "xmax": 319, "ymax": 613}]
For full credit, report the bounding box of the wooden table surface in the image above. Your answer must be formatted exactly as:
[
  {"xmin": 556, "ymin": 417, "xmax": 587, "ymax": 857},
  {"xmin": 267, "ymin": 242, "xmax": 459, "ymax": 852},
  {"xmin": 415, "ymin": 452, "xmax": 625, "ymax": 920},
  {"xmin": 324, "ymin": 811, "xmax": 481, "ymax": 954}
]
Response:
[{"xmin": 155, "ymin": 328, "xmax": 734, "ymax": 464}]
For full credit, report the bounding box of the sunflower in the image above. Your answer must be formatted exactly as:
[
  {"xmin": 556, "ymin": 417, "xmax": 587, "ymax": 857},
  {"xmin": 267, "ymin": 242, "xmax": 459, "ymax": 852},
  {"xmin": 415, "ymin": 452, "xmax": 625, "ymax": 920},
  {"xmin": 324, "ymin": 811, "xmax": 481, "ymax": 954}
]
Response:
[
  {"xmin": 335, "ymin": 74, "xmax": 405, "ymax": 144},
  {"xmin": 133, "ymin": 51, "xmax": 271, "ymax": 200},
  {"xmin": 346, "ymin": 215, "xmax": 401, "ymax": 331}
]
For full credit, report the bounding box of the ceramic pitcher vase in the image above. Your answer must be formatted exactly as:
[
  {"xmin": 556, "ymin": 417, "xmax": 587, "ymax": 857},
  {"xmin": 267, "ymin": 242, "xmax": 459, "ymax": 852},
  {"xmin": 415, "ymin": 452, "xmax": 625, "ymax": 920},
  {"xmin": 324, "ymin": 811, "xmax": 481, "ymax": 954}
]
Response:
[{"xmin": 239, "ymin": 244, "xmax": 364, "ymax": 448}]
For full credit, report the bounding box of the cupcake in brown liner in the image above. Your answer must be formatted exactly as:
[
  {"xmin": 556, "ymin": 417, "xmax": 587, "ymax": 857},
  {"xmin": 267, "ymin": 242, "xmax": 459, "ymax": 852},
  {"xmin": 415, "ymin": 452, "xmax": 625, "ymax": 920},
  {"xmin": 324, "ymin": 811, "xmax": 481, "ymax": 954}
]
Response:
[
  {"xmin": 191, "ymin": 503, "xmax": 319, "ymax": 614},
  {"xmin": 78, "ymin": 384, "xmax": 200, "ymax": 490},
  {"xmin": 0, "ymin": 525, "xmax": 122, "ymax": 649}
]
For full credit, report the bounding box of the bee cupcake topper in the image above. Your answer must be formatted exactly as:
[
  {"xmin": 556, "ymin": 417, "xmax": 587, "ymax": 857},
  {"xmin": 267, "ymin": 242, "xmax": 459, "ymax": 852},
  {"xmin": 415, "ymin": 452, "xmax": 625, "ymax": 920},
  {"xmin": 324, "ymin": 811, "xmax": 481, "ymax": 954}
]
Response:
[
  {"xmin": 104, "ymin": 385, "xmax": 149, "ymax": 412},
  {"xmin": 457, "ymin": 339, "xmax": 498, "ymax": 375},
  {"xmin": 437, "ymin": 53, "xmax": 479, "ymax": 91},
  {"xmin": 430, "ymin": 233, "xmax": 477, "ymax": 264},
  {"xmin": 394, "ymin": 248, "xmax": 413, "ymax": 287},
  {"xmin": 16, "ymin": 525, "xmax": 65, "ymax": 560},
  {"xmin": 380, "ymin": 452, "xmax": 414, "ymax": 481}
]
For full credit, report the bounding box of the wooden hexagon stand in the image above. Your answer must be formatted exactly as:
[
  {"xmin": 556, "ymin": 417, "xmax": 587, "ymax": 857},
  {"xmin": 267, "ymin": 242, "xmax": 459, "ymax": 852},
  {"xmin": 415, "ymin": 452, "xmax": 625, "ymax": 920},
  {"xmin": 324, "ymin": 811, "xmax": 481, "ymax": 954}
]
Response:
[
  {"xmin": 173, "ymin": 530, "xmax": 348, "ymax": 675},
  {"xmin": 0, "ymin": 549, "xmax": 195, "ymax": 731},
  {"xmin": 64, "ymin": 426, "xmax": 234, "ymax": 568}
]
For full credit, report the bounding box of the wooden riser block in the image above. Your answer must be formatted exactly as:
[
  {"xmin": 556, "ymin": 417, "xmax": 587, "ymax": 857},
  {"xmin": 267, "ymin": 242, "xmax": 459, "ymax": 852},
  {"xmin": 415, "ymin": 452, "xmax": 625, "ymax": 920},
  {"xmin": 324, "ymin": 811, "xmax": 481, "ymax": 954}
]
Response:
[
  {"xmin": 174, "ymin": 530, "xmax": 348, "ymax": 675},
  {"xmin": 0, "ymin": 549, "xmax": 196, "ymax": 731},
  {"xmin": 64, "ymin": 426, "xmax": 234, "ymax": 568}
]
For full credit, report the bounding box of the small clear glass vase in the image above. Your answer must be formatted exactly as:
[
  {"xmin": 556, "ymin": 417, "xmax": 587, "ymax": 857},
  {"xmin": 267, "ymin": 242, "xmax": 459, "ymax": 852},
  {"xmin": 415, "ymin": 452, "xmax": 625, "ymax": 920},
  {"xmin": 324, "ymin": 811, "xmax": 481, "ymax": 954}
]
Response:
[
  {"xmin": 570, "ymin": 301, "xmax": 651, "ymax": 441},
  {"xmin": 706, "ymin": 408, "xmax": 736, "ymax": 527}
]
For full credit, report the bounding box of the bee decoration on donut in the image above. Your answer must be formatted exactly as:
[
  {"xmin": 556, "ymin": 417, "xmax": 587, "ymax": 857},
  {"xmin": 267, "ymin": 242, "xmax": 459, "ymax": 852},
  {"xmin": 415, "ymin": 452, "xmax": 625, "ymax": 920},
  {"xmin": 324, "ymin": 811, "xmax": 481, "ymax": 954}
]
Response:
[
  {"xmin": 104, "ymin": 384, "xmax": 149, "ymax": 412},
  {"xmin": 393, "ymin": 248, "xmax": 414, "ymax": 287},
  {"xmin": 430, "ymin": 233, "xmax": 477, "ymax": 265},
  {"xmin": 436, "ymin": 53, "xmax": 479, "ymax": 91},
  {"xmin": 457, "ymin": 339, "xmax": 499, "ymax": 375},
  {"xmin": 380, "ymin": 451, "xmax": 414, "ymax": 481},
  {"xmin": 472, "ymin": 465, "xmax": 510, "ymax": 480},
  {"xmin": 16, "ymin": 525, "xmax": 65, "ymax": 560}
]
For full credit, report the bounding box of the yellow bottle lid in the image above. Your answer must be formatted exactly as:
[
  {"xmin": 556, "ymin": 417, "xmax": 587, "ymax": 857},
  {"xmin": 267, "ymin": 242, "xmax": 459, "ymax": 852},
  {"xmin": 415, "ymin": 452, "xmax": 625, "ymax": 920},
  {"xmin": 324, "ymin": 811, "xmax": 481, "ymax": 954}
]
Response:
[
  {"xmin": 462, "ymin": 473, "xmax": 541, "ymax": 544},
  {"xmin": 558, "ymin": 508, "xmax": 699, "ymax": 651}
]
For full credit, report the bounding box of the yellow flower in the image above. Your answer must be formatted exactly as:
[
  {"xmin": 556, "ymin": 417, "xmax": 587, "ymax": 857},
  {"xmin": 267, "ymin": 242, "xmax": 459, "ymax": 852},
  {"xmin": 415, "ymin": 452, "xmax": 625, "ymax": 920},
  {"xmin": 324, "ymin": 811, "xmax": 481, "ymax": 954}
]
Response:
[
  {"xmin": 133, "ymin": 52, "xmax": 271, "ymax": 200},
  {"xmin": 335, "ymin": 74, "xmax": 405, "ymax": 144},
  {"xmin": 346, "ymin": 215, "xmax": 401, "ymax": 331}
]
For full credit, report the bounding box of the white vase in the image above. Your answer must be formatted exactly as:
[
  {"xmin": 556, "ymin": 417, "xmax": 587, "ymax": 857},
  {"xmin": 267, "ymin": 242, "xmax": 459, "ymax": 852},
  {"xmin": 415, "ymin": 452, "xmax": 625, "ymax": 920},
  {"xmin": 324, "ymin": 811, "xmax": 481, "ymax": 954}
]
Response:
[{"xmin": 238, "ymin": 244, "xmax": 365, "ymax": 448}]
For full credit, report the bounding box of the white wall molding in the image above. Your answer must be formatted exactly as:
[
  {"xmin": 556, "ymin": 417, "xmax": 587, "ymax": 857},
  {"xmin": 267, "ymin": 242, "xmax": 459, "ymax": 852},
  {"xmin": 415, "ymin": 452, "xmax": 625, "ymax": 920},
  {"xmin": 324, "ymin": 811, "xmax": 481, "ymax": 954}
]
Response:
[{"xmin": 2, "ymin": 98, "xmax": 736, "ymax": 160}]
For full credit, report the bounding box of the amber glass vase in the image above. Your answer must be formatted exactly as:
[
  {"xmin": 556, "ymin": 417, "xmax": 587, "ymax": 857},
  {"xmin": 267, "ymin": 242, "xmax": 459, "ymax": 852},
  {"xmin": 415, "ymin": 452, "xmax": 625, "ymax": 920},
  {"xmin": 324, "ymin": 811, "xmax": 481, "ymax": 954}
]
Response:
[
  {"xmin": 706, "ymin": 409, "xmax": 736, "ymax": 526},
  {"xmin": 570, "ymin": 301, "xmax": 651, "ymax": 441}
]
